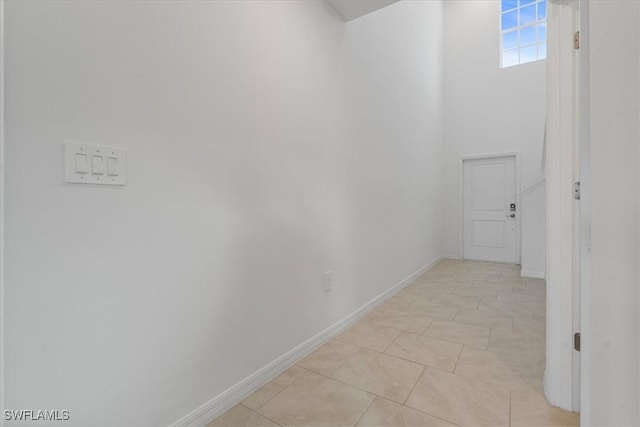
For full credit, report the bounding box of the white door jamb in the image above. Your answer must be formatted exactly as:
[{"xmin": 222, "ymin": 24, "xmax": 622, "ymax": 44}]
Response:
[{"xmin": 545, "ymin": 0, "xmax": 580, "ymax": 412}]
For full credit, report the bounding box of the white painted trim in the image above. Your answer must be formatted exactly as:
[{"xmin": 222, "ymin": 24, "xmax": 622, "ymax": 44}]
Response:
[
  {"xmin": 521, "ymin": 270, "xmax": 545, "ymax": 279},
  {"xmin": 169, "ymin": 256, "xmax": 444, "ymax": 427},
  {"xmin": 515, "ymin": 154, "xmax": 522, "ymax": 265},
  {"xmin": 518, "ymin": 178, "xmax": 546, "ymax": 197},
  {"xmin": 459, "ymin": 151, "xmax": 520, "ymax": 161},
  {"xmin": 442, "ymin": 254, "xmax": 461, "ymax": 260},
  {"xmin": 458, "ymin": 152, "xmax": 521, "ymax": 264},
  {"xmin": 545, "ymin": 0, "xmax": 578, "ymax": 412},
  {"xmin": 577, "ymin": 0, "xmax": 591, "ymax": 420},
  {"xmin": 0, "ymin": 1, "xmax": 6, "ymax": 424},
  {"xmin": 458, "ymin": 161, "xmax": 463, "ymax": 260},
  {"xmin": 570, "ymin": 0, "xmax": 582, "ymax": 413}
]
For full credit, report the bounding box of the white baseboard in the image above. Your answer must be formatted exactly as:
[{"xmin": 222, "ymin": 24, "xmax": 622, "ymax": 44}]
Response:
[
  {"xmin": 441, "ymin": 254, "xmax": 461, "ymax": 260},
  {"xmin": 521, "ymin": 270, "xmax": 545, "ymax": 279},
  {"xmin": 170, "ymin": 255, "xmax": 444, "ymax": 427}
]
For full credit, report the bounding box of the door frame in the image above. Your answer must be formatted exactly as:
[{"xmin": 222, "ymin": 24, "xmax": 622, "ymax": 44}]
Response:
[
  {"xmin": 545, "ymin": 0, "xmax": 581, "ymax": 413},
  {"xmin": 458, "ymin": 152, "xmax": 521, "ymax": 264},
  {"xmin": 576, "ymin": 0, "xmax": 591, "ymax": 418},
  {"xmin": 576, "ymin": 0, "xmax": 589, "ymax": 417},
  {"xmin": 0, "ymin": 0, "xmax": 6, "ymax": 419}
]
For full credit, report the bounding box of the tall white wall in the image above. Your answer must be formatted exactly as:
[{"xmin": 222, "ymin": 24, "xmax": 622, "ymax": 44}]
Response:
[
  {"xmin": 3, "ymin": 1, "xmax": 445, "ymax": 426},
  {"xmin": 443, "ymin": 0, "xmax": 546, "ymax": 264},
  {"xmin": 586, "ymin": 1, "xmax": 640, "ymax": 424},
  {"xmin": 331, "ymin": 0, "xmax": 445, "ymax": 303}
]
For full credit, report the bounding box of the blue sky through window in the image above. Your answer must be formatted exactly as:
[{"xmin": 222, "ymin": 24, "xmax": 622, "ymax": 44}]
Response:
[
  {"xmin": 502, "ymin": 0, "xmax": 517, "ymax": 12},
  {"xmin": 501, "ymin": 0, "xmax": 547, "ymax": 68}
]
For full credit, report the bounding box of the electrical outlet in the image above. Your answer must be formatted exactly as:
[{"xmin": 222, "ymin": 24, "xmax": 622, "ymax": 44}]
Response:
[{"xmin": 324, "ymin": 271, "xmax": 333, "ymax": 292}]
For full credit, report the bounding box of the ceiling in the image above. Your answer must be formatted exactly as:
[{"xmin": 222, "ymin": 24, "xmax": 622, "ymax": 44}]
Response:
[{"xmin": 325, "ymin": 0, "xmax": 400, "ymax": 22}]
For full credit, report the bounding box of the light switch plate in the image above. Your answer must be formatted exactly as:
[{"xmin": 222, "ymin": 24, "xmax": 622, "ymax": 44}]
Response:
[{"xmin": 65, "ymin": 141, "xmax": 127, "ymax": 185}]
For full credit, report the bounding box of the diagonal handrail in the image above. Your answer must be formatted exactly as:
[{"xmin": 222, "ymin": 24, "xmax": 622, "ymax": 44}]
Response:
[{"xmin": 518, "ymin": 178, "xmax": 546, "ymax": 197}]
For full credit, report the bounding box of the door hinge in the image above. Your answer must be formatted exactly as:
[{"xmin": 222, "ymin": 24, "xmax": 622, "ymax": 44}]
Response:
[
  {"xmin": 574, "ymin": 181, "xmax": 581, "ymax": 200},
  {"xmin": 574, "ymin": 31, "xmax": 580, "ymax": 49},
  {"xmin": 574, "ymin": 332, "xmax": 581, "ymax": 351}
]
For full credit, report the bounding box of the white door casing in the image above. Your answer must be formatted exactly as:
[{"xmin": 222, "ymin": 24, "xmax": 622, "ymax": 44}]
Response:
[
  {"xmin": 545, "ymin": 0, "xmax": 579, "ymax": 413},
  {"xmin": 462, "ymin": 155, "xmax": 517, "ymax": 263},
  {"xmin": 577, "ymin": 0, "xmax": 590, "ymax": 418}
]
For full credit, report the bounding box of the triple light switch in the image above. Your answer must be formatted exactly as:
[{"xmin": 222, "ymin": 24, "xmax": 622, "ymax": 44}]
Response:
[{"xmin": 65, "ymin": 141, "xmax": 127, "ymax": 185}]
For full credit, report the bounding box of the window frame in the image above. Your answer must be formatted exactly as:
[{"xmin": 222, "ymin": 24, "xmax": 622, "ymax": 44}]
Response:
[{"xmin": 500, "ymin": 0, "xmax": 547, "ymax": 68}]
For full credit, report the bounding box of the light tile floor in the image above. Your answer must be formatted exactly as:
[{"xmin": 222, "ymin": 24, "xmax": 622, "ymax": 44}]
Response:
[{"xmin": 208, "ymin": 259, "xmax": 579, "ymax": 427}]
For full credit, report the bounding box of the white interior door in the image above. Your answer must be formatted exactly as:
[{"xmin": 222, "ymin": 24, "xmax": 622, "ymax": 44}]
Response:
[{"xmin": 463, "ymin": 156, "xmax": 517, "ymax": 263}]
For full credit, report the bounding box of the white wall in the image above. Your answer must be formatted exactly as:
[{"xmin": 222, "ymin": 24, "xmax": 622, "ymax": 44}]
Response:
[
  {"xmin": 521, "ymin": 183, "xmax": 546, "ymax": 277},
  {"xmin": 586, "ymin": 1, "xmax": 640, "ymax": 424},
  {"xmin": 330, "ymin": 0, "xmax": 445, "ymax": 305},
  {"xmin": 443, "ymin": 0, "xmax": 546, "ymax": 265},
  {"xmin": 3, "ymin": 1, "xmax": 445, "ymax": 426}
]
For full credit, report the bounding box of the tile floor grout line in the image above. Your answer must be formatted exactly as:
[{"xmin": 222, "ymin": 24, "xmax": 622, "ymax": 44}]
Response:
[
  {"xmin": 334, "ymin": 329, "xmax": 403, "ymax": 354},
  {"xmin": 510, "ymin": 312, "xmax": 515, "ymax": 333},
  {"xmin": 402, "ymin": 365, "xmax": 425, "ymax": 405},
  {"xmin": 325, "ymin": 356, "xmax": 349, "ymax": 378},
  {"xmin": 421, "ymin": 327, "xmax": 492, "ymax": 350},
  {"xmin": 300, "ymin": 368, "xmax": 379, "ymax": 401},
  {"xmin": 421, "ymin": 362, "xmax": 518, "ymax": 395},
  {"xmin": 488, "ymin": 326, "xmax": 494, "ymax": 351},
  {"xmin": 381, "ymin": 329, "xmax": 405, "ymax": 354},
  {"xmin": 417, "ymin": 316, "xmax": 435, "ymax": 335},
  {"xmin": 452, "ymin": 344, "xmax": 464, "ymax": 373},
  {"xmin": 294, "ymin": 361, "xmax": 332, "ymax": 378},
  {"xmin": 402, "ymin": 368, "xmax": 511, "ymax": 426},
  {"xmin": 351, "ymin": 394, "xmax": 375, "ymax": 427},
  {"xmin": 340, "ymin": 314, "xmax": 481, "ymax": 357},
  {"xmin": 369, "ymin": 310, "xmax": 435, "ymax": 330},
  {"xmin": 251, "ymin": 369, "xmax": 309, "ymax": 413},
  {"xmin": 382, "ymin": 324, "xmax": 482, "ymax": 354},
  {"xmin": 369, "ymin": 395, "xmax": 465, "ymax": 427},
  {"xmin": 297, "ymin": 362, "xmax": 342, "ymax": 379},
  {"xmin": 381, "ymin": 346, "xmax": 460, "ymax": 373},
  {"xmin": 509, "ymin": 390, "xmax": 513, "ymax": 427},
  {"xmin": 239, "ymin": 403, "xmax": 284, "ymax": 427},
  {"xmin": 317, "ymin": 343, "xmax": 511, "ymax": 404},
  {"xmin": 485, "ymin": 343, "xmax": 546, "ymax": 357},
  {"xmin": 310, "ymin": 361, "xmax": 416, "ymax": 405},
  {"xmin": 453, "ymin": 320, "xmax": 513, "ymax": 332}
]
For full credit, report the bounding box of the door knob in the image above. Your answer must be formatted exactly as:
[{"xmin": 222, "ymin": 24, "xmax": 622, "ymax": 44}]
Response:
[{"xmin": 507, "ymin": 213, "xmax": 516, "ymax": 218}]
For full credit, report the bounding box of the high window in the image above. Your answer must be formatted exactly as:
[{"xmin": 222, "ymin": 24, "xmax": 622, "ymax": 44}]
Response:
[{"xmin": 501, "ymin": 0, "xmax": 547, "ymax": 68}]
